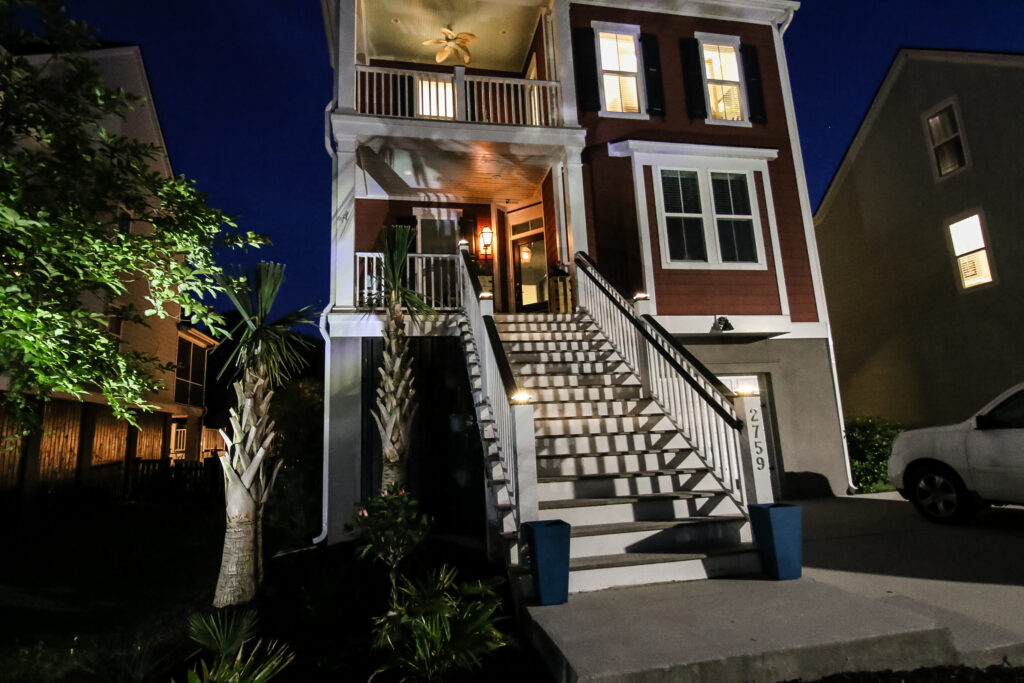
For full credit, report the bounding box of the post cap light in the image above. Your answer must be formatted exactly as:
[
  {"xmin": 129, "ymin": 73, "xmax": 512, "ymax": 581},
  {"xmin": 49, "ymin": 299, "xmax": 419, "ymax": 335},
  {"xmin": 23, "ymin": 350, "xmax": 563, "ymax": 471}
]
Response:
[
  {"xmin": 735, "ymin": 385, "xmax": 760, "ymax": 397},
  {"xmin": 458, "ymin": 239, "xmax": 469, "ymax": 247},
  {"xmin": 510, "ymin": 390, "xmax": 533, "ymax": 404},
  {"xmin": 633, "ymin": 292, "xmax": 650, "ymax": 301},
  {"xmin": 479, "ymin": 291, "xmax": 494, "ymax": 300}
]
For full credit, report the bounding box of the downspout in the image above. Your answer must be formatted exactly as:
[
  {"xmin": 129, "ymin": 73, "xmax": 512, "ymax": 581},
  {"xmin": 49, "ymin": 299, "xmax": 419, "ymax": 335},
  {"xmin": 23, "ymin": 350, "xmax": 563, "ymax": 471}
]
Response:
[
  {"xmin": 778, "ymin": 8, "xmax": 795, "ymax": 36},
  {"xmin": 312, "ymin": 97, "xmax": 337, "ymax": 545}
]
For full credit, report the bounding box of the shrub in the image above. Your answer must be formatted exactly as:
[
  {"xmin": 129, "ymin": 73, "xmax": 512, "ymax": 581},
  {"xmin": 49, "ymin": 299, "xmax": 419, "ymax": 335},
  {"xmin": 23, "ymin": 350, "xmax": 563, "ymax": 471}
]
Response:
[
  {"xmin": 846, "ymin": 416, "xmax": 902, "ymax": 493},
  {"xmin": 183, "ymin": 610, "xmax": 294, "ymax": 683}
]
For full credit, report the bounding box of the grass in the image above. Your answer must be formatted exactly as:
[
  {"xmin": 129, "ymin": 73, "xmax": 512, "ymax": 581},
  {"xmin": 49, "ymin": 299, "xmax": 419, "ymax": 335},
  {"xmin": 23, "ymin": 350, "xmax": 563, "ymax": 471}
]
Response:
[{"xmin": 0, "ymin": 494, "xmax": 550, "ymax": 682}]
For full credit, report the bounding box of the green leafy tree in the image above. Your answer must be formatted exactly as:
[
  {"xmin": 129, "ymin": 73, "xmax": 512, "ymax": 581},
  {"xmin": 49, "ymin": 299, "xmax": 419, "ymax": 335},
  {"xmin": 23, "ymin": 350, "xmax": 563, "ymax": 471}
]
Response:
[
  {"xmin": 366, "ymin": 226, "xmax": 433, "ymax": 492},
  {"xmin": 0, "ymin": 2, "xmax": 260, "ymax": 428},
  {"xmin": 213, "ymin": 262, "xmax": 314, "ymax": 608}
]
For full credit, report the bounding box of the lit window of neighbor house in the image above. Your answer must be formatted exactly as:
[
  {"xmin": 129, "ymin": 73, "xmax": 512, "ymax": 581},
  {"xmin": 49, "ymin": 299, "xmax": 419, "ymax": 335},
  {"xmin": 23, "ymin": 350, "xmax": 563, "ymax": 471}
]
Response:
[
  {"xmin": 175, "ymin": 336, "xmax": 207, "ymax": 406},
  {"xmin": 927, "ymin": 104, "xmax": 967, "ymax": 177},
  {"xmin": 948, "ymin": 214, "xmax": 992, "ymax": 289}
]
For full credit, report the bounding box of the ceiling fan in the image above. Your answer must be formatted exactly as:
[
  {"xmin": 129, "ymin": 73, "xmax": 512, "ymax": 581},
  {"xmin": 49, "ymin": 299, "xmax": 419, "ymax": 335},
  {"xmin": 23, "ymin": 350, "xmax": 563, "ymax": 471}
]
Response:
[{"xmin": 422, "ymin": 27, "xmax": 477, "ymax": 65}]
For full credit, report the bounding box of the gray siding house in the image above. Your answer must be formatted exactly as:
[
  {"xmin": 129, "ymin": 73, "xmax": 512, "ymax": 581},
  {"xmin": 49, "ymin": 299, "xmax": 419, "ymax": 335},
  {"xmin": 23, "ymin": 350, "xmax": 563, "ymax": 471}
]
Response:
[{"xmin": 814, "ymin": 49, "xmax": 1024, "ymax": 429}]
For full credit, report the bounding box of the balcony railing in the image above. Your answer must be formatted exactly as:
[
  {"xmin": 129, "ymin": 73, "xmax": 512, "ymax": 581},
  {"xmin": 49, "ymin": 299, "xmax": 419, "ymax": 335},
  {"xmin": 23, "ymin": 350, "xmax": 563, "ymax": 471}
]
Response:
[
  {"xmin": 355, "ymin": 252, "xmax": 462, "ymax": 311},
  {"xmin": 354, "ymin": 65, "xmax": 562, "ymax": 128}
]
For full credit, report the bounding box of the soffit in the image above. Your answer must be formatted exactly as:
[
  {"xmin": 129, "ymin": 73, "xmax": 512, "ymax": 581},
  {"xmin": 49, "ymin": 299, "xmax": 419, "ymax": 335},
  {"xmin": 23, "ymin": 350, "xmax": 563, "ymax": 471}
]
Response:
[{"xmin": 360, "ymin": 0, "xmax": 544, "ymax": 72}]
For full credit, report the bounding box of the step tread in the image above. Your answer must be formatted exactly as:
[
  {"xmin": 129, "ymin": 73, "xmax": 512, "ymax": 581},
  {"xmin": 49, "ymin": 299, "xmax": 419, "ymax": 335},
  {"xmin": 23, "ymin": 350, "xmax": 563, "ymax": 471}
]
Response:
[
  {"xmin": 537, "ymin": 448, "xmax": 693, "ymax": 460},
  {"xmin": 540, "ymin": 491, "xmax": 724, "ymax": 508},
  {"xmin": 537, "ymin": 468, "xmax": 707, "ymax": 482},
  {"xmin": 570, "ymin": 516, "xmax": 746, "ymax": 537},
  {"xmin": 569, "ymin": 545, "xmax": 756, "ymax": 571}
]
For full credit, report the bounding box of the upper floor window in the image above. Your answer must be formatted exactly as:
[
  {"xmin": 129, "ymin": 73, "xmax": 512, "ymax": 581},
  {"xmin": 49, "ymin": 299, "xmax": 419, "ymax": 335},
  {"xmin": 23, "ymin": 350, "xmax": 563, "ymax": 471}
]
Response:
[
  {"xmin": 657, "ymin": 165, "xmax": 764, "ymax": 269},
  {"xmin": 175, "ymin": 336, "xmax": 207, "ymax": 407},
  {"xmin": 593, "ymin": 22, "xmax": 644, "ymax": 117},
  {"xmin": 947, "ymin": 213, "xmax": 992, "ymax": 289},
  {"xmin": 696, "ymin": 33, "xmax": 747, "ymax": 125},
  {"xmin": 926, "ymin": 101, "xmax": 968, "ymax": 178}
]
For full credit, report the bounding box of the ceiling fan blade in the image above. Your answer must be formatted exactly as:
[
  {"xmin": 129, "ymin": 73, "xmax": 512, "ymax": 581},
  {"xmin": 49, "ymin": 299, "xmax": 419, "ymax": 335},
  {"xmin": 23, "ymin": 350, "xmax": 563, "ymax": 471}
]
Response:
[
  {"xmin": 422, "ymin": 38, "xmax": 444, "ymax": 45},
  {"xmin": 456, "ymin": 32, "xmax": 477, "ymax": 44},
  {"xmin": 452, "ymin": 43, "xmax": 471, "ymax": 64},
  {"xmin": 440, "ymin": 27, "xmax": 456, "ymax": 39},
  {"xmin": 435, "ymin": 44, "xmax": 453, "ymax": 63}
]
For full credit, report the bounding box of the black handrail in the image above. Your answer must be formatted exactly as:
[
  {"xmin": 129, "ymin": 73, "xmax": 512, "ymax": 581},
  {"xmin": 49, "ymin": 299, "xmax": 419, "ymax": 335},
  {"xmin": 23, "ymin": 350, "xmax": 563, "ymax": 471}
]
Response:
[
  {"xmin": 642, "ymin": 314, "xmax": 734, "ymax": 399},
  {"xmin": 483, "ymin": 315, "xmax": 522, "ymax": 399},
  {"xmin": 460, "ymin": 250, "xmax": 483, "ymax": 298},
  {"xmin": 574, "ymin": 253, "xmax": 743, "ymax": 430}
]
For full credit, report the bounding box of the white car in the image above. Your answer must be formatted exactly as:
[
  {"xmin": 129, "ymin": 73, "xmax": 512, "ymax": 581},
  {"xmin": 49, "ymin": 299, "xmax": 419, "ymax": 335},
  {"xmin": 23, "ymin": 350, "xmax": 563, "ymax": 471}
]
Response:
[{"xmin": 889, "ymin": 382, "xmax": 1024, "ymax": 523}]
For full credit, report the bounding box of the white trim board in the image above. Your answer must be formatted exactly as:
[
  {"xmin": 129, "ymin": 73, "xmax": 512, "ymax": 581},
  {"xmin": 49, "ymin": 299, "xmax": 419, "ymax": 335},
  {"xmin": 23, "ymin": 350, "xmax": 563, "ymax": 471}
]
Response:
[{"xmin": 572, "ymin": 0, "xmax": 798, "ymax": 26}]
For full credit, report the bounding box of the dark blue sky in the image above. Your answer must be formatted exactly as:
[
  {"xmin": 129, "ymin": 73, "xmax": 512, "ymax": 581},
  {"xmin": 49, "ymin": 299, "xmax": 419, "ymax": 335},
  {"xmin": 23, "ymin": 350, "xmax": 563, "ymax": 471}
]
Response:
[{"xmin": 67, "ymin": 1, "xmax": 1024, "ymax": 316}]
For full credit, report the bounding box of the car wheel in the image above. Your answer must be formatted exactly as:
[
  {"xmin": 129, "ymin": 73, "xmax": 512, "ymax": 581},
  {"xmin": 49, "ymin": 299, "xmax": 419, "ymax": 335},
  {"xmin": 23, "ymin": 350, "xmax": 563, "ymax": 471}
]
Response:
[{"xmin": 907, "ymin": 464, "xmax": 974, "ymax": 524}]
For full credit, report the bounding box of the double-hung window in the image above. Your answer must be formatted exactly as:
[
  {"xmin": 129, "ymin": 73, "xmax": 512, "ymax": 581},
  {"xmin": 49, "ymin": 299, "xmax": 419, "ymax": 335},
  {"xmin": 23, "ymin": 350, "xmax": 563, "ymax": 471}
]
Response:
[
  {"xmin": 696, "ymin": 33, "xmax": 747, "ymax": 124},
  {"xmin": 925, "ymin": 101, "xmax": 968, "ymax": 178},
  {"xmin": 657, "ymin": 163, "xmax": 765, "ymax": 269},
  {"xmin": 593, "ymin": 22, "xmax": 644, "ymax": 116},
  {"xmin": 947, "ymin": 213, "xmax": 993, "ymax": 289}
]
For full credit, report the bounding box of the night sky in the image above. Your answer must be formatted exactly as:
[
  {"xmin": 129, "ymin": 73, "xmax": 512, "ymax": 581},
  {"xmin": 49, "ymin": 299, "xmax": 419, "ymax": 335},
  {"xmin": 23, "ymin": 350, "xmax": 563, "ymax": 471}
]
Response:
[{"xmin": 64, "ymin": 0, "xmax": 1024, "ymax": 317}]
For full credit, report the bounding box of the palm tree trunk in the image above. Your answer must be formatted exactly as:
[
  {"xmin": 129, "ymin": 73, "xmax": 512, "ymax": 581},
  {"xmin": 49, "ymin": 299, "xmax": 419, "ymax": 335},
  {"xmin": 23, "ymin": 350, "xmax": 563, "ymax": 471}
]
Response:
[{"xmin": 213, "ymin": 476, "xmax": 257, "ymax": 607}]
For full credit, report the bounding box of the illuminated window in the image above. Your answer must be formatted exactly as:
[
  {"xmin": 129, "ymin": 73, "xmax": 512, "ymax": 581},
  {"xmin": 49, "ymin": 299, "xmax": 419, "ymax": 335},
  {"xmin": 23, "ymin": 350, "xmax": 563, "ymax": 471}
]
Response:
[
  {"xmin": 593, "ymin": 22, "xmax": 643, "ymax": 115},
  {"xmin": 926, "ymin": 103, "xmax": 967, "ymax": 177},
  {"xmin": 658, "ymin": 166, "xmax": 763, "ymax": 268},
  {"xmin": 697, "ymin": 33, "xmax": 746, "ymax": 123},
  {"xmin": 948, "ymin": 214, "xmax": 992, "ymax": 289}
]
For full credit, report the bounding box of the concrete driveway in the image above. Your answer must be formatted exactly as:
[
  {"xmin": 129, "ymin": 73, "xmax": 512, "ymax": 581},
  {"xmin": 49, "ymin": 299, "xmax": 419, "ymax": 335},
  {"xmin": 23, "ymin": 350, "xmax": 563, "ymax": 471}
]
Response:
[{"xmin": 525, "ymin": 493, "xmax": 1024, "ymax": 682}]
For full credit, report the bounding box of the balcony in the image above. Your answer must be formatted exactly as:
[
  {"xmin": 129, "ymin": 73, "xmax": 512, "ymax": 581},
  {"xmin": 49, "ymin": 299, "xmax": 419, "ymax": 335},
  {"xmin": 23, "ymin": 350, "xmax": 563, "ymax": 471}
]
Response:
[{"xmin": 355, "ymin": 65, "xmax": 562, "ymax": 128}]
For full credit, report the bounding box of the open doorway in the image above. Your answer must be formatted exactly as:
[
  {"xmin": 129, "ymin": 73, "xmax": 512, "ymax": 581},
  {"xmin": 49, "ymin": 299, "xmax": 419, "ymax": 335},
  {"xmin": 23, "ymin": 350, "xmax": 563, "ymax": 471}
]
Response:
[{"xmin": 507, "ymin": 204, "xmax": 547, "ymax": 313}]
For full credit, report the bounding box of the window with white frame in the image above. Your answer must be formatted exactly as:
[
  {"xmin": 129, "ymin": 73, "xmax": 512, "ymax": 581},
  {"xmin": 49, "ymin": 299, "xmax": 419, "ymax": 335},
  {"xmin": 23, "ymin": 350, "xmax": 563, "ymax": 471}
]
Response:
[
  {"xmin": 947, "ymin": 213, "xmax": 993, "ymax": 289},
  {"xmin": 926, "ymin": 103, "xmax": 967, "ymax": 177},
  {"xmin": 594, "ymin": 22, "xmax": 643, "ymax": 115},
  {"xmin": 657, "ymin": 165, "xmax": 764, "ymax": 269},
  {"xmin": 697, "ymin": 33, "xmax": 746, "ymax": 123}
]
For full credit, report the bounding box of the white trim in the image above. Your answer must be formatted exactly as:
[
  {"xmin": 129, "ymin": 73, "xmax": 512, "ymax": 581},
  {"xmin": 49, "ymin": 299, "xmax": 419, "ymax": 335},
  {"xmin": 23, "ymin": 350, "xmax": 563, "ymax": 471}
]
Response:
[
  {"xmin": 694, "ymin": 32, "xmax": 751, "ymax": 126},
  {"xmin": 592, "ymin": 21, "xmax": 647, "ymax": 118},
  {"xmin": 759, "ymin": 169, "xmax": 790, "ymax": 317},
  {"xmin": 573, "ymin": 0, "xmax": 798, "ymax": 26},
  {"xmin": 330, "ymin": 112, "xmax": 587, "ymax": 148},
  {"xmin": 651, "ymin": 315, "xmax": 836, "ymax": 339},
  {"xmin": 629, "ymin": 156, "xmax": 659, "ymax": 313},
  {"xmin": 608, "ymin": 140, "xmax": 777, "ymax": 161},
  {"xmin": 552, "ymin": 0, "xmax": 580, "ymax": 127},
  {"xmin": 922, "ymin": 95, "xmax": 970, "ymax": 182}
]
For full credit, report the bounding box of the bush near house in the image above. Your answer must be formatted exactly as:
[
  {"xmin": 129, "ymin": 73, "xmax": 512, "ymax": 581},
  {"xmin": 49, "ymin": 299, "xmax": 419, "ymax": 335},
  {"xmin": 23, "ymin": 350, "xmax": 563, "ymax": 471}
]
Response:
[{"xmin": 846, "ymin": 417, "xmax": 902, "ymax": 493}]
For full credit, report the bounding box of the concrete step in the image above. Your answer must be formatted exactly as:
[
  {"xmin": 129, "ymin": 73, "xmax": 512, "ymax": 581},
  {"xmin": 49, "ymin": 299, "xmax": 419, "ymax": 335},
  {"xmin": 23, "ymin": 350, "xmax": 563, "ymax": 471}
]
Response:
[
  {"xmin": 530, "ymin": 386, "xmax": 645, "ymax": 402},
  {"xmin": 503, "ymin": 340, "xmax": 615, "ymax": 353},
  {"xmin": 506, "ymin": 350, "xmax": 621, "ymax": 364},
  {"xmin": 510, "ymin": 360, "xmax": 634, "ymax": 376},
  {"xmin": 518, "ymin": 373, "xmax": 641, "ymax": 389},
  {"xmin": 536, "ymin": 449, "xmax": 702, "ymax": 477},
  {"xmin": 567, "ymin": 547, "xmax": 760, "ymax": 593},
  {"xmin": 537, "ymin": 469, "xmax": 720, "ymax": 499},
  {"xmin": 494, "ymin": 313, "xmax": 585, "ymax": 323},
  {"xmin": 496, "ymin": 321, "xmax": 598, "ymax": 333},
  {"xmin": 539, "ymin": 492, "xmax": 736, "ymax": 526},
  {"xmin": 533, "ymin": 414, "xmax": 677, "ymax": 437},
  {"xmin": 536, "ymin": 431, "xmax": 689, "ymax": 457},
  {"xmin": 531, "ymin": 399, "xmax": 660, "ymax": 419},
  {"xmin": 498, "ymin": 330, "xmax": 600, "ymax": 342},
  {"xmin": 566, "ymin": 517, "xmax": 750, "ymax": 558}
]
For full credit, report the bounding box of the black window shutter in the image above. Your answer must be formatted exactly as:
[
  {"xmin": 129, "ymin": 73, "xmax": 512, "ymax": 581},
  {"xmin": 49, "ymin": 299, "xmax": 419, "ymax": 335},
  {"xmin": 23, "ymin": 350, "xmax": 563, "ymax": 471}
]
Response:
[
  {"xmin": 679, "ymin": 37, "xmax": 707, "ymax": 120},
  {"xmin": 740, "ymin": 43, "xmax": 766, "ymax": 124},
  {"xmin": 572, "ymin": 27, "xmax": 601, "ymax": 112},
  {"xmin": 639, "ymin": 33, "xmax": 664, "ymax": 116}
]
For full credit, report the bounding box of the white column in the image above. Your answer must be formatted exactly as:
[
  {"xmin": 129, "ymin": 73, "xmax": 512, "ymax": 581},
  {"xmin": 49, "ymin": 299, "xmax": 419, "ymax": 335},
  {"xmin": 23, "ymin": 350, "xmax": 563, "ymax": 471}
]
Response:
[
  {"xmin": 332, "ymin": 133, "xmax": 357, "ymax": 308},
  {"xmin": 453, "ymin": 66, "xmax": 466, "ymax": 121},
  {"xmin": 551, "ymin": 0, "xmax": 579, "ymax": 127},
  {"xmin": 336, "ymin": 0, "xmax": 357, "ymax": 114},
  {"xmin": 735, "ymin": 395, "xmax": 774, "ymax": 505},
  {"xmin": 324, "ymin": 335, "xmax": 364, "ymax": 542},
  {"xmin": 564, "ymin": 146, "xmax": 588, "ymax": 256}
]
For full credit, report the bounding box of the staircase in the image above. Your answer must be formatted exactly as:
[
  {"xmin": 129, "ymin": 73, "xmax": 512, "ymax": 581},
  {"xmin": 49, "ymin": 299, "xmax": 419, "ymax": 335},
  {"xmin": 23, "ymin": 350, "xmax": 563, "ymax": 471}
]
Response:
[{"xmin": 494, "ymin": 312, "xmax": 757, "ymax": 593}]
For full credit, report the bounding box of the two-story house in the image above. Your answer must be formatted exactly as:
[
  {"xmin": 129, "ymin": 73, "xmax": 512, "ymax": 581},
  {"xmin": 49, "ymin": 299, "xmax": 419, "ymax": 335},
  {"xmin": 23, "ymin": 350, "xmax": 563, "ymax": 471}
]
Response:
[
  {"xmin": 0, "ymin": 46, "xmax": 217, "ymax": 499},
  {"xmin": 319, "ymin": 0, "xmax": 850, "ymax": 592},
  {"xmin": 815, "ymin": 49, "xmax": 1024, "ymax": 430}
]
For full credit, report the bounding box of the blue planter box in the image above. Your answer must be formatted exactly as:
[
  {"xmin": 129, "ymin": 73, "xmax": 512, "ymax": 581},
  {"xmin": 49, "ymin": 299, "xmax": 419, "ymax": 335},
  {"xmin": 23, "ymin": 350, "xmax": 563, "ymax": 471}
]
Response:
[
  {"xmin": 748, "ymin": 503, "xmax": 802, "ymax": 580},
  {"xmin": 523, "ymin": 520, "xmax": 571, "ymax": 605}
]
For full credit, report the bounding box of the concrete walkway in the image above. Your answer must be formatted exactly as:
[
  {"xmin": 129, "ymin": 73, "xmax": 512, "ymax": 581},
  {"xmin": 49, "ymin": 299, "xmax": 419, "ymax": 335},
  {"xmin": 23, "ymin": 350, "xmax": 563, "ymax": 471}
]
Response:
[{"xmin": 525, "ymin": 494, "xmax": 1024, "ymax": 682}]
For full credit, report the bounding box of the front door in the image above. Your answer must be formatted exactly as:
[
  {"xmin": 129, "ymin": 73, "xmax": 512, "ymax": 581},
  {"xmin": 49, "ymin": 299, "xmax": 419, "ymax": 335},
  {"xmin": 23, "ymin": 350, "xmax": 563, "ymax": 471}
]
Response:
[{"xmin": 513, "ymin": 233, "xmax": 547, "ymax": 312}]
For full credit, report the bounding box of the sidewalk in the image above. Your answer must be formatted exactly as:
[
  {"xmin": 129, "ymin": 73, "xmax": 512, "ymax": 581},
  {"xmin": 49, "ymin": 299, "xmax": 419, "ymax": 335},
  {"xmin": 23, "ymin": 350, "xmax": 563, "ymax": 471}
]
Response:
[{"xmin": 525, "ymin": 494, "xmax": 1024, "ymax": 682}]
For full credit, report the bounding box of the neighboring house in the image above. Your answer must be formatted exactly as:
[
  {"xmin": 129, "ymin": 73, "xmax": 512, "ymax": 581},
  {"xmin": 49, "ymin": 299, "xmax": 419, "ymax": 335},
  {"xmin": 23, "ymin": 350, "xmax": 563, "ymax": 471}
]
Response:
[
  {"xmin": 814, "ymin": 48, "xmax": 1024, "ymax": 430},
  {"xmin": 320, "ymin": 0, "xmax": 849, "ymax": 591},
  {"xmin": 0, "ymin": 46, "xmax": 218, "ymax": 499}
]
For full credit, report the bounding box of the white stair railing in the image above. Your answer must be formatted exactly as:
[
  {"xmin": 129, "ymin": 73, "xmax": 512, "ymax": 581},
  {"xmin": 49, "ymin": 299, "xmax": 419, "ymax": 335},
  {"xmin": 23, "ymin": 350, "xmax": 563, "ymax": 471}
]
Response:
[
  {"xmin": 575, "ymin": 252, "xmax": 748, "ymax": 508},
  {"xmin": 458, "ymin": 247, "xmax": 538, "ymax": 538},
  {"xmin": 354, "ymin": 64, "xmax": 562, "ymax": 127},
  {"xmin": 354, "ymin": 252, "xmax": 462, "ymax": 311}
]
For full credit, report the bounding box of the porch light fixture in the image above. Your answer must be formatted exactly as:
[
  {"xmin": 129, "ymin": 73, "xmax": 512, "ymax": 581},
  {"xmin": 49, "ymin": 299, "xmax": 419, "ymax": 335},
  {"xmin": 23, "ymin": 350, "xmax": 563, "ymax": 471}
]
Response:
[
  {"xmin": 479, "ymin": 291, "xmax": 493, "ymax": 300},
  {"xmin": 520, "ymin": 245, "xmax": 531, "ymax": 263},
  {"xmin": 632, "ymin": 292, "xmax": 649, "ymax": 301},
  {"xmin": 458, "ymin": 239, "xmax": 469, "ymax": 247},
  {"xmin": 735, "ymin": 385, "xmax": 760, "ymax": 396},
  {"xmin": 510, "ymin": 390, "xmax": 533, "ymax": 404},
  {"xmin": 480, "ymin": 226, "xmax": 493, "ymax": 255},
  {"xmin": 710, "ymin": 315, "xmax": 734, "ymax": 333}
]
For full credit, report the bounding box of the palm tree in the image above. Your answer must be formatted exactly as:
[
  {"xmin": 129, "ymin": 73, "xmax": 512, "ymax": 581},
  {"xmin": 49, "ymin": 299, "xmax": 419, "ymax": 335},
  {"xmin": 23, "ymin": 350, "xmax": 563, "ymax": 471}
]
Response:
[
  {"xmin": 369, "ymin": 226, "xmax": 433, "ymax": 493},
  {"xmin": 212, "ymin": 262, "xmax": 314, "ymax": 608}
]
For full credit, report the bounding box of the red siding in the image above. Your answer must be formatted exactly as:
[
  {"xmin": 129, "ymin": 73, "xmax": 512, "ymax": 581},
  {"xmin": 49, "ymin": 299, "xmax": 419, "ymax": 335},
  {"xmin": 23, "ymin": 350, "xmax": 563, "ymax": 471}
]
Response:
[{"xmin": 570, "ymin": 4, "xmax": 818, "ymax": 321}]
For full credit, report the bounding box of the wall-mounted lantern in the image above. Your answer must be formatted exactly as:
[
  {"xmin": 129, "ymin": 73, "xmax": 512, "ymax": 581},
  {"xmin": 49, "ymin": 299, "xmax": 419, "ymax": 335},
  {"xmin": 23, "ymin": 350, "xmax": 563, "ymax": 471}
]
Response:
[{"xmin": 479, "ymin": 225, "xmax": 493, "ymax": 256}]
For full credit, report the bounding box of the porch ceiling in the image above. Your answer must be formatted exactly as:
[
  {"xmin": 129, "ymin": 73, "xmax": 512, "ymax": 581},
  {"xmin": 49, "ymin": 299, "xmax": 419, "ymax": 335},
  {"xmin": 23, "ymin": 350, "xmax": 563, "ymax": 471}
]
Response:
[
  {"xmin": 356, "ymin": 137, "xmax": 555, "ymax": 206},
  {"xmin": 359, "ymin": 0, "xmax": 544, "ymax": 73}
]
